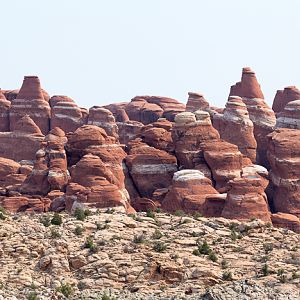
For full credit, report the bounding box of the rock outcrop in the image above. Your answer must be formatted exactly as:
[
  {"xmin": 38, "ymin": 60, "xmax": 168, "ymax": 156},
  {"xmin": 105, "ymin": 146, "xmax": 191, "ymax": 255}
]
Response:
[
  {"xmin": 271, "ymin": 213, "xmax": 300, "ymax": 233},
  {"xmin": 267, "ymin": 128, "xmax": 300, "ymax": 218},
  {"xmin": 213, "ymin": 96, "xmax": 257, "ymax": 162},
  {"xmin": 162, "ymin": 170, "xmax": 219, "ymax": 214},
  {"xmin": 0, "ymin": 115, "xmax": 44, "ymax": 161},
  {"xmin": 275, "ymin": 100, "xmax": 300, "ymax": 129},
  {"xmin": 0, "ymin": 90, "xmax": 10, "ymax": 132},
  {"xmin": 185, "ymin": 92, "xmax": 209, "ymax": 112},
  {"xmin": 272, "ymin": 86, "xmax": 300, "ymax": 114},
  {"xmin": 10, "ymin": 76, "xmax": 51, "ymax": 134},
  {"xmin": 50, "ymin": 95, "xmax": 87, "ymax": 133}
]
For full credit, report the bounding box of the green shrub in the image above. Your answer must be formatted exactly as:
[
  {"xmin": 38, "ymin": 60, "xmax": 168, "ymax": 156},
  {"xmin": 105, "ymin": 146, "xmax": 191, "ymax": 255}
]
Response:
[
  {"xmin": 74, "ymin": 208, "xmax": 91, "ymax": 221},
  {"xmin": 192, "ymin": 249, "xmax": 201, "ymax": 256},
  {"xmin": 27, "ymin": 292, "xmax": 38, "ymax": 300},
  {"xmin": 153, "ymin": 242, "xmax": 167, "ymax": 253},
  {"xmin": 95, "ymin": 222, "xmax": 109, "ymax": 230},
  {"xmin": 133, "ymin": 234, "xmax": 145, "ymax": 244},
  {"xmin": 152, "ymin": 229, "xmax": 163, "ymax": 239},
  {"xmin": 146, "ymin": 210, "xmax": 156, "ymax": 219},
  {"xmin": 208, "ymin": 251, "xmax": 218, "ymax": 262},
  {"xmin": 40, "ymin": 215, "xmax": 51, "ymax": 227},
  {"xmin": 174, "ymin": 210, "xmax": 185, "ymax": 217},
  {"xmin": 155, "ymin": 208, "xmax": 162, "ymax": 213},
  {"xmin": 50, "ymin": 228, "xmax": 61, "ymax": 239},
  {"xmin": 0, "ymin": 207, "xmax": 6, "ymax": 220},
  {"xmin": 56, "ymin": 283, "xmax": 73, "ymax": 298},
  {"xmin": 51, "ymin": 213, "xmax": 62, "ymax": 226},
  {"xmin": 198, "ymin": 240, "xmax": 210, "ymax": 255},
  {"xmin": 105, "ymin": 208, "xmax": 115, "ymax": 214},
  {"xmin": 74, "ymin": 225, "xmax": 84, "ymax": 236},
  {"xmin": 262, "ymin": 263, "xmax": 269, "ymax": 276},
  {"xmin": 102, "ymin": 293, "xmax": 116, "ymax": 300},
  {"xmin": 221, "ymin": 259, "xmax": 228, "ymax": 269},
  {"xmin": 84, "ymin": 236, "xmax": 98, "ymax": 253},
  {"xmin": 263, "ymin": 243, "xmax": 273, "ymax": 254},
  {"xmin": 222, "ymin": 271, "xmax": 233, "ymax": 281}
]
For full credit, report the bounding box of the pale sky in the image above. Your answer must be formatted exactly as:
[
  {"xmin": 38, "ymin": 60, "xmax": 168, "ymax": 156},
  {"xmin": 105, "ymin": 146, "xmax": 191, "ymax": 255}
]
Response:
[{"xmin": 1, "ymin": 0, "xmax": 300, "ymax": 108}]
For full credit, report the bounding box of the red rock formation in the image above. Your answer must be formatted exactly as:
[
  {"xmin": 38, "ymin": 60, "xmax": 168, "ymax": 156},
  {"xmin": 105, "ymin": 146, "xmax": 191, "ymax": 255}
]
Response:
[
  {"xmin": 213, "ymin": 96, "xmax": 257, "ymax": 162},
  {"xmin": 9, "ymin": 76, "xmax": 51, "ymax": 134},
  {"xmin": 162, "ymin": 170, "xmax": 219, "ymax": 214},
  {"xmin": 125, "ymin": 140, "xmax": 177, "ymax": 198},
  {"xmin": 186, "ymin": 92, "xmax": 209, "ymax": 112},
  {"xmin": 88, "ymin": 107, "xmax": 118, "ymax": 140},
  {"xmin": 272, "ymin": 86, "xmax": 300, "ymax": 113},
  {"xmin": 20, "ymin": 127, "xmax": 69, "ymax": 195},
  {"xmin": 229, "ymin": 67, "xmax": 264, "ymax": 99},
  {"xmin": 0, "ymin": 90, "xmax": 11, "ymax": 131},
  {"xmin": 50, "ymin": 95, "xmax": 87, "ymax": 133},
  {"xmin": 275, "ymin": 100, "xmax": 300, "ymax": 129},
  {"xmin": 221, "ymin": 165, "xmax": 270, "ymax": 222},
  {"xmin": 0, "ymin": 158, "xmax": 26, "ymax": 189},
  {"xmin": 66, "ymin": 154, "xmax": 130, "ymax": 211},
  {"xmin": 0, "ymin": 196, "xmax": 50, "ymax": 213},
  {"xmin": 267, "ymin": 128, "xmax": 300, "ymax": 218},
  {"xmin": 0, "ymin": 115, "xmax": 44, "ymax": 161},
  {"xmin": 271, "ymin": 213, "xmax": 300, "ymax": 233}
]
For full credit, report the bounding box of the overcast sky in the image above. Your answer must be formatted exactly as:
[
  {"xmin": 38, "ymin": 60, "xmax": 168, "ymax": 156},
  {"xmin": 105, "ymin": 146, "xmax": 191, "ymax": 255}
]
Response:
[{"xmin": 1, "ymin": 0, "xmax": 300, "ymax": 108}]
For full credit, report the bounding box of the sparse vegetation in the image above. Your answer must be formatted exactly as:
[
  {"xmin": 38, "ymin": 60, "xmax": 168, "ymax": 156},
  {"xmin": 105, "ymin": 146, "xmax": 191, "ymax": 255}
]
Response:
[
  {"xmin": 133, "ymin": 234, "xmax": 145, "ymax": 244},
  {"xmin": 40, "ymin": 215, "xmax": 51, "ymax": 227},
  {"xmin": 51, "ymin": 213, "xmax": 63, "ymax": 226},
  {"xmin": 262, "ymin": 263, "xmax": 269, "ymax": 276},
  {"xmin": 152, "ymin": 229, "xmax": 163, "ymax": 239},
  {"xmin": 84, "ymin": 236, "xmax": 98, "ymax": 253},
  {"xmin": 56, "ymin": 282, "xmax": 73, "ymax": 298},
  {"xmin": 153, "ymin": 241, "xmax": 167, "ymax": 252},
  {"xmin": 263, "ymin": 243, "xmax": 273, "ymax": 254},
  {"xmin": 0, "ymin": 206, "xmax": 6, "ymax": 220},
  {"xmin": 74, "ymin": 208, "xmax": 91, "ymax": 221},
  {"xmin": 174, "ymin": 210, "xmax": 185, "ymax": 217},
  {"xmin": 74, "ymin": 225, "xmax": 84, "ymax": 236},
  {"xmin": 221, "ymin": 259, "xmax": 228, "ymax": 269},
  {"xmin": 222, "ymin": 270, "xmax": 233, "ymax": 281},
  {"xmin": 50, "ymin": 228, "xmax": 61, "ymax": 239},
  {"xmin": 208, "ymin": 251, "xmax": 218, "ymax": 262},
  {"xmin": 146, "ymin": 210, "xmax": 156, "ymax": 219},
  {"xmin": 27, "ymin": 292, "xmax": 38, "ymax": 300}
]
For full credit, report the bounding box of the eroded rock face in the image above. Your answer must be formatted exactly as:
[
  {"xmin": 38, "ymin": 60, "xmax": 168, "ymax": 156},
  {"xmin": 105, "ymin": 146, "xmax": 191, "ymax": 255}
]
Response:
[
  {"xmin": 20, "ymin": 127, "xmax": 69, "ymax": 195},
  {"xmin": 267, "ymin": 128, "xmax": 300, "ymax": 218},
  {"xmin": 276, "ymin": 100, "xmax": 300, "ymax": 129},
  {"xmin": 10, "ymin": 76, "xmax": 51, "ymax": 134},
  {"xmin": 162, "ymin": 170, "xmax": 218, "ymax": 214},
  {"xmin": 66, "ymin": 154, "xmax": 129, "ymax": 211},
  {"xmin": 125, "ymin": 96, "xmax": 185, "ymax": 124},
  {"xmin": 272, "ymin": 86, "xmax": 300, "ymax": 114},
  {"xmin": 0, "ymin": 115, "xmax": 44, "ymax": 161},
  {"xmin": 221, "ymin": 172, "xmax": 271, "ymax": 223},
  {"xmin": 88, "ymin": 107, "xmax": 118, "ymax": 140},
  {"xmin": 50, "ymin": 95, "xmax": 86, "ymax": 133},
  {"xmin": 229, "ymin": 67, "xmax": 276, "ymax": 167},
  {"xmin": 229, "ymin": 67, "xmax": 264, "ymax": 99},
  {"xmin": 0, "ymin": 158, "xmax": 26, "ymax": 189},
  {"xmin": 213, "ymin": 96, "xmax": 257, "ymax": 162},
  {"xmin": 125, "ymin": 140, "xmax": 177, "ymax": 198},
  {"xmin": 186, "ymin": 92, "xmax": 209, "ymax": 112},
  {"xmin": 271, "ymin": 213, "xmax": 300, "ymax": 233},
  {"xmin": 0, "ymin": 90, "xmax": 10, "ymax": 132}
]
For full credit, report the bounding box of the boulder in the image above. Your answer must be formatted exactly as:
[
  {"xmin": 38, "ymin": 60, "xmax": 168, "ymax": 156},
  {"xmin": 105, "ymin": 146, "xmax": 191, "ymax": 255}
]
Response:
[{"xmin": 271, "ymin": 213, "xmax": 300, "ymax": 233}]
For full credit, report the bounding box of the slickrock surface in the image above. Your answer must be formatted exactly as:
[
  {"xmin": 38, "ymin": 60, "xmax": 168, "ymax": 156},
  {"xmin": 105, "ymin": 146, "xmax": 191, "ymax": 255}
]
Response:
[{"xmin": 0, "ymin": 208, "xmax": 299, "ymax": 299}]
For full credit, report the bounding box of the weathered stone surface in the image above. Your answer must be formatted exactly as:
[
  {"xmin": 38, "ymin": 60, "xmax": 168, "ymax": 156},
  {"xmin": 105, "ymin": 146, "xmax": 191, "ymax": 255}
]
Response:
[
  {"xmin": 221, "ymin": 176, "xmax": 271, "ymax": 222},
  {"xmin": 0, "ymin": 158, "xmax": 26, "ymax": 189},
  {"xmin": 162, "ymin": 170, "xmax": 218, "ymax": 213},
  {"xmin": 213, "ymin": 96, "xmax": 257, "ymax": 162},
  {"xmin": 0, "ymin": 90, "xmax": 10, "ymax": 132},
  {"xmin": 0, "ymin": 115, "xmax": 44, "ymax": 161},
  {"xmin": 267, "ymin": 128, "xmax": 300, "ymax": 218},
  {"xmin": 10, "ymin": 76, "xmax": 51, "ymax": 134},
  {"xmin": 229, "ymin": 67, "xmax": 264, "ymax": 99},
  {"xmin": 272, "ymin": 86, "xmax": 300, "ymax": 113},
  {"xmin": 50, "ymin": 95, "xmax": 86, "ymax": 133},
  {"xmin": 126, "ymin": 141, "xmax": 177, "ymax": 198},
  {"xmin": 88, "ymin": 107, "xmax": 118, "ymax": 140},
  {"xmin": 186, "ymin": 92, "xmax": 210, "ymax": 112},
  {"xmin": 276, "ymin": 100, "xmax": 300, "ymax": 129},
  {"xmin": 272, "ymin": 212, "xmax": 300, "ymax": 233}
]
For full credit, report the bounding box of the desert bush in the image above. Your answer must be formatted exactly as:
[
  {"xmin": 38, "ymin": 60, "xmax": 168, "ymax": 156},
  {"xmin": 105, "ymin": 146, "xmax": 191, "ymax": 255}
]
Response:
[{"xmin": 51, "ymin": 213, "xmax": 62, "ymax": 226}]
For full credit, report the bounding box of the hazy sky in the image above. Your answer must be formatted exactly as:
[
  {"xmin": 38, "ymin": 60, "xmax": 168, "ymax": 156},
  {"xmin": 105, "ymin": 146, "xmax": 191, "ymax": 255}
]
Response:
[{"xmin": 1, "ymin": 0, "xmax": 300, "ymax": 108}]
